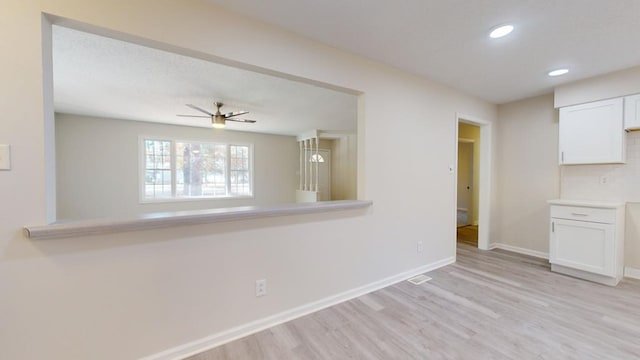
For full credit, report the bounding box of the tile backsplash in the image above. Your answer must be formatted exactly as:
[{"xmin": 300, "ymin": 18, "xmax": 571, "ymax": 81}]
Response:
[{"xmin": 561, "ymin": 131, "xmax": 640, "ymax": 202}]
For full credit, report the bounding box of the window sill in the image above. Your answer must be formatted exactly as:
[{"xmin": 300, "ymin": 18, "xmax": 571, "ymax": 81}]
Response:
[
  {"xmin": 139, "ymin": 194, "xmax": 254, "ymax": 204},
  {"xmin": 24, "ymin": 200, "xmax": 373, "ymax": 240}
]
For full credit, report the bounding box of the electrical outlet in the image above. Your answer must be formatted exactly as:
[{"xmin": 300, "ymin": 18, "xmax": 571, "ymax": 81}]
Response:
[
  {"xmin": 417, "ymin": 240, "xmax": 423, "ymax": 253},
  {"xmin": 255, "ymin": 279, "xmax": 267, "ymax": 297},
  {"xmin": 600, "ymin": 176, "xmax": 608, "ymax": 185}
]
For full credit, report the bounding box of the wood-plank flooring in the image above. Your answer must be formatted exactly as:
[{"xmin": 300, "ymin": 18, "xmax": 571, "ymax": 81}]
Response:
[
  {"xmin": 187, "ymin": 244, "xmax": 640, "ymax": 360},
  {"xmin": 457, "ymin": 225, "xmax": 478, "ymax": 247}
]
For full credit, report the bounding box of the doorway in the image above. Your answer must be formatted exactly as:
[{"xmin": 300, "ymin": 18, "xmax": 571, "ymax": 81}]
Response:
[
  {"xmin": 457, "ymin": 128, "xmax": 478, "ymax": 247},
  {"xmin": 312, "ymin": 149, "xmax": 331, "ymax": 201},
  {"xmin": 455, "ymin": 115, "xmax": 491, "ymax": 251}
]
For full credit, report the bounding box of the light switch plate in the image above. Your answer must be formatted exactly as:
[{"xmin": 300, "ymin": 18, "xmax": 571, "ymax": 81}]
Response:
[{"xmin": 0, "ymin": 144, "xmax": 11, "ymax": 170}]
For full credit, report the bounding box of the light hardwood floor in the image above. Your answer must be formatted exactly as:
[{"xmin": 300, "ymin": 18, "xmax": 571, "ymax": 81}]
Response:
[
  {"xmin": 188, "ymin": 244, "xmax": 640, "ymax": 360},
  {"xmin": 457, "ymin": 225, "xmax": 478, "ymax": 247}
]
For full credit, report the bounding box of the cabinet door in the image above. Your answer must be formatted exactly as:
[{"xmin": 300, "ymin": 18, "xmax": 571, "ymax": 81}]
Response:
[
  {"xmin": 624, "ymin": 94, "xmax": 640, "ymax": 130},
  {"xmin": 550, "ymin": 219, "xmax": 615, "ymax": 276},
  {"xmin": 559, "ymin": 98, "xmax": 625, "ymax": 164}
]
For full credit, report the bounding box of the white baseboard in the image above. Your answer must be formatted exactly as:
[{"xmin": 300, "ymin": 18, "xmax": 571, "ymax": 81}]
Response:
[
  {"xmin": 489, "ymin": 243, "xmax": 549, "ymax": 259},
  {"xmin": 625, "ymin": 266, "xmax": 640, "ymax": 280},
  {"xmin": 142, "ymin": 256, "xmax": 455, "ymax": 360},
  {"xmin": 489, "ymin": 245, "xmax": 640, "ymax": 279}
]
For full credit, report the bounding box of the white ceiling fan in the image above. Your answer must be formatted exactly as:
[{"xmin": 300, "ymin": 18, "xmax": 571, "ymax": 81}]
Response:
[{"xmin": 177, "ymin": 101, "xmax": 256, "ymax": 129}]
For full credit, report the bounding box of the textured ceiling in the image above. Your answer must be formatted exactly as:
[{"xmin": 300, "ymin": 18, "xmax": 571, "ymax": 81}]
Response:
[
  {"xmin": 54, "ymin": 0, "xmax": 640, "ymax": 131},
  {"xmin": 52, "ymin": 26, "xmax": 357, "ymax": 136},
  {"xmin": 205, "ymin": 0, "xmax": 640, "ymax": 104}
]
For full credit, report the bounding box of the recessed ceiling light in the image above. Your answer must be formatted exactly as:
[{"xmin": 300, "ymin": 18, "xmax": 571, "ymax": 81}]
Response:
[
  {"xmin": 489, "ymin": 25, "xmax": 514, "ymax": 39},
  {"xmin": 548, "ymin": 69, "xmax": 569, "ymax": 77}
]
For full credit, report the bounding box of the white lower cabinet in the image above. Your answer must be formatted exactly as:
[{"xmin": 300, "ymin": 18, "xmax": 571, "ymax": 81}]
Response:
[
  {"xmin": 551, "ymin": 219, "xmax": 615, "ymax": 276},
  {"xmin": 548, "ymin": 200, "xmax": 625, "ymax": 286}
]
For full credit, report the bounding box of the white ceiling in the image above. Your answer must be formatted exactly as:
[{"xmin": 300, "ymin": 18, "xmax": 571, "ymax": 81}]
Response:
[
  {"xmin": 205, "ymin": 0, "xmax": 640, "ymax": 104},
  {"xmin": 54, "ymin": 0, "xmax": 640, "ymax": 130},
  {"xmin": 52, "ymin": 26, "xmax": 357, "ymax": 136}
]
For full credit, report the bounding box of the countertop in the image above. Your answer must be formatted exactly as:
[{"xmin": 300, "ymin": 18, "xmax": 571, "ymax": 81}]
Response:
[{"xmin": 547, "ymin": 199, "xmax": 626, "ymax": 209}]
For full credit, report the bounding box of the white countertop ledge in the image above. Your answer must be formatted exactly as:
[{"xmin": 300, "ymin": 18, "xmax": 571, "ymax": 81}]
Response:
[
  {"xmin": 547, "ymin": 199, "xmax": 625, "ymax": 208},
  {"xmin": 25, "ymin": 200, "xmax": 373, "ymax": 240}
]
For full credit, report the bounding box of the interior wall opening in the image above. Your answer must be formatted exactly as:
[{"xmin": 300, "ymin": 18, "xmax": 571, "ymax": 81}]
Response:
[
  {"xmin": 457, "ymin": 136, "xmax": 477, "ymax": 246},
  {"xmin": 42, "ymin": 17, "xmax": 362, "ymax": 222},
  {"xmin": 456, "ymin": 114, "xmax": 492, "ymax": 251}
]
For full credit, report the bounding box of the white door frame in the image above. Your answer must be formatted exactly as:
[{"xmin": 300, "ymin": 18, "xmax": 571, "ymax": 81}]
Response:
[{"xmin": 455, "ymin": 113, "xmax": 492, "ymax": 250}]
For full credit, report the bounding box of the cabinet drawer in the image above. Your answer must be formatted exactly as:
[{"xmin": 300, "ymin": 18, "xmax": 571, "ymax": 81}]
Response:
[{"xmin": 550, "ymin": 205, "xmax": 615, "ymax": 224}]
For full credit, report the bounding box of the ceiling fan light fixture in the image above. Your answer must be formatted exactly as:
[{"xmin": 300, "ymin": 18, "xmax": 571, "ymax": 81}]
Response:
[{"xmin": 212, "ymin": 116, "xmax": 226, "ymax": 129}]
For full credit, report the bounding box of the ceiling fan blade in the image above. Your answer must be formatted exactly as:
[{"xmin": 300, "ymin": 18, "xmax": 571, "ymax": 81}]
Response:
[
  {"xmin": 186, "ymin": 104, "xmax": 214, "ymax": 116},
  {"xmin": 226, "ymin": 118, "xmax": 257, "ymax": 123},
  {"xmin": 177, "ymin": 114, "xmax": 210, "ymax": 118},
  {"xmin": 224, "ymin": 111, "xmax": 249, "ymax": 118}
]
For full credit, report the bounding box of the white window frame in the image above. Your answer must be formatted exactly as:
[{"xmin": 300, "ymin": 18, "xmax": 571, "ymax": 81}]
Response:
[{"xmin": 138, "ymin": 135, "xmax": 255, "ymax": 203}]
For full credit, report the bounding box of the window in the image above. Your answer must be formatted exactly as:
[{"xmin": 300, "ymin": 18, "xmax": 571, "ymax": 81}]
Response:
[
  {"xmin": 229, "ymin": 145, "xmax": 251, "ymax": 195},
  {"xmin": 309, "ymin": 153, "xmax": 325, "ymax": 163},
  {"xmin": 144, "ymin": 140, "xmax": 172, "ymax": 198},
  {"xmin": 142, "ymin": 138, "xmax": 252, "ymax": 201}
]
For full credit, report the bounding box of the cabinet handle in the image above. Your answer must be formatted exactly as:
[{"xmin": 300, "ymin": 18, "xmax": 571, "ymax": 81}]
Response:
[
  {"xmin": 552, "ymin": 222, "xmax": 554, "ymax": 232},
  {"xmin": 561, "ymin": 151, "xmax": 564, "ymax": 162},
  {"xmin": 571, "ymin": 212, "xmax": 589, "ymax": 216}
]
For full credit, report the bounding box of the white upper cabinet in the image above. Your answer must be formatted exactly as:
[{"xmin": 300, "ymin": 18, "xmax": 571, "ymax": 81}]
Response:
[
  {"xmin": 559, "ymin": 98, "xmax": 625, "ymax": 165},
  {"xmin": 624, "ymin": 93, "xmax": 640, "ymax": 131}
]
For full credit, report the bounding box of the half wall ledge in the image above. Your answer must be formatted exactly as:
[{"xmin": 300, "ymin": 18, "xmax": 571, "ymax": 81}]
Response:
[{"xmin": 25, "ymin": 200, "xmax": 373, "ymax": 240}]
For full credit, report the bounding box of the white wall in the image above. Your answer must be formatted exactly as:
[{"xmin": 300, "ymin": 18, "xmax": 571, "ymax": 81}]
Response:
[
  {"xmin": 56, "ymin": 113, "xmax": 298, "ymax": 219},
  {"xmin": 554, "ymin": 65, "xmax": 640, "ymax": 108},
  {"xmin": 0, "ymin": 1, "xmax": 497, "ymax": 359},
  {"xmin": 331, "ymin": 135, "xmax": 357, "ymax": 200},
  {"xmin": 495, "ymin": 94, "xmax": 560, "ymax": 254}
]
